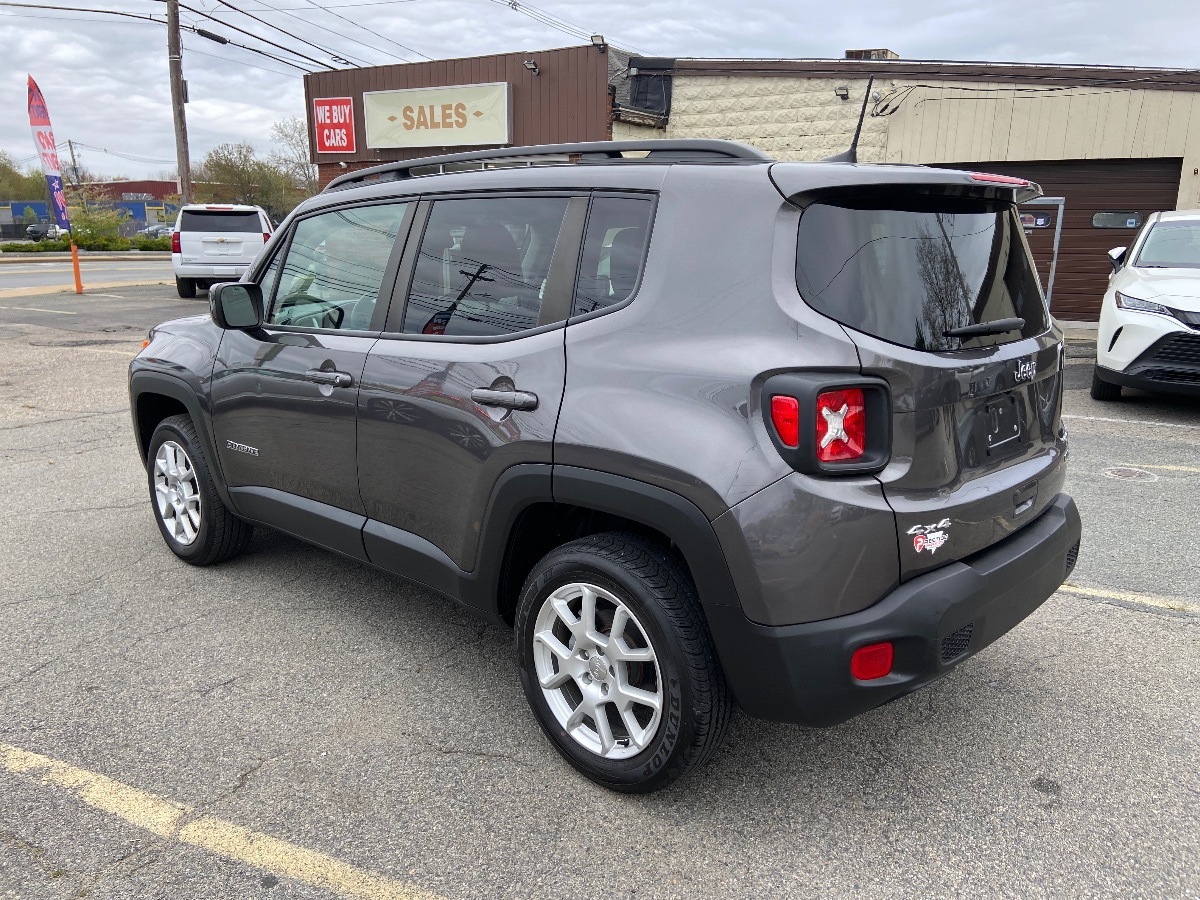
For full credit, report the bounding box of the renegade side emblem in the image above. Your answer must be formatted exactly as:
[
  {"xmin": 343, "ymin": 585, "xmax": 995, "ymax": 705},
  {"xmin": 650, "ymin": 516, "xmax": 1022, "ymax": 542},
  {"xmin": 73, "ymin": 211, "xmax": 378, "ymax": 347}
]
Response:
[
  {"xmin": 226, "ymin": 440, "xmax": 259, "ymax": 456},
  {"xmin": 1014, "ymin": 358, "xmax": 1036, "ymax": 383}
]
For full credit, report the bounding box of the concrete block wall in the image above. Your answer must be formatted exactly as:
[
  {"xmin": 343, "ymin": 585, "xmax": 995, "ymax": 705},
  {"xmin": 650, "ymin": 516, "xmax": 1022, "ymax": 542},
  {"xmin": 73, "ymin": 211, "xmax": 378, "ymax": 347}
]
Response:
[{"xmin": 615, "ymin": 76, "xmax": 887, "ymax": 161}]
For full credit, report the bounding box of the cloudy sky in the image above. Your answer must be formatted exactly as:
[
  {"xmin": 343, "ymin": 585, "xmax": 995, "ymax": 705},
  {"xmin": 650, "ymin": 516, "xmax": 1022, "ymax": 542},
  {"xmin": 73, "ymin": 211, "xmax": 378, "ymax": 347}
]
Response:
[{"xmin": 2, "ymin": 0, "xmax": 1198, "ymax": 178}]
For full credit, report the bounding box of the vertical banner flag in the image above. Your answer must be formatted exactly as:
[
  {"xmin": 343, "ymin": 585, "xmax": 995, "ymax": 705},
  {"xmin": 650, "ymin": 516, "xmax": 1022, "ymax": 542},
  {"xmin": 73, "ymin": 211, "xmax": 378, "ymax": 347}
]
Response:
[{"xmin": 27, "ymin": 76, "xmax": 71, "ymax": 231}]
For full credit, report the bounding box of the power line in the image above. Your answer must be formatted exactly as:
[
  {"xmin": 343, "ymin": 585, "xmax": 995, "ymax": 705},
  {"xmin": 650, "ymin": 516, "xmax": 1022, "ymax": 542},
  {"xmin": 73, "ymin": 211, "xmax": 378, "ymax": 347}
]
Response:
[
  {"xmin": 487, "ymin": 0, "xmax": 644, "ymax": 55},
  {"xmin": 229, "ymin": 0, "xmax": 382, "ymax": 66},
  {"xmin": 152, "ymin": 0, "xmax": 338, "ymax": 69},
  {"xmin": 195, "ymin": 0, "xmax": 359, "ymax": 68},
  {"xmin": 183, "ymin": 34, "xmax": 304, "ymax": 78},
  {"xmin": 299, "ymin": 0, "xmax": 429, "ymax": 60}
]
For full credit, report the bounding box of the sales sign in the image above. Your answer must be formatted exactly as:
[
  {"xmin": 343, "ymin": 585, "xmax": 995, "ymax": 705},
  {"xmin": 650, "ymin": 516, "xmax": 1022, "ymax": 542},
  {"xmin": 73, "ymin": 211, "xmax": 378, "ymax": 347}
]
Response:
[
  {"xmin": 313, "ymin": 97, "xmax": 356, "ymax": 154},
  {"xmin": 363, "ymin": 83, "xmax": 511, "ymax": 149},
  {"xmin": 26, "ymin": 75, "xmax": 70, "ymax": 230}
]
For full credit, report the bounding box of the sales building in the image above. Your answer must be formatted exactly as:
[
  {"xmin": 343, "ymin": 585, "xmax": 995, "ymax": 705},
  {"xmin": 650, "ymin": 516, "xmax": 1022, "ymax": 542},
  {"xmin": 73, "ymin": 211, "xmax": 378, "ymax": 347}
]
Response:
[{"xmin": 305, "ymin": 46, "xmax": 1200, "ymax": 320}]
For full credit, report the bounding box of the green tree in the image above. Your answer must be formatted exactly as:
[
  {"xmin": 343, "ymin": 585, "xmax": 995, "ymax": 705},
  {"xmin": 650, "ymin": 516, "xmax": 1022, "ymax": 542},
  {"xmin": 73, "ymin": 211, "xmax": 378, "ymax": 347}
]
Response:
[
  {"xmin": 0, "ymin": 151, "xmax": 49, "ymax": 201},
  {"xmin": 194, "ymin": 140, "xmax": 309, "ymax": 222}
]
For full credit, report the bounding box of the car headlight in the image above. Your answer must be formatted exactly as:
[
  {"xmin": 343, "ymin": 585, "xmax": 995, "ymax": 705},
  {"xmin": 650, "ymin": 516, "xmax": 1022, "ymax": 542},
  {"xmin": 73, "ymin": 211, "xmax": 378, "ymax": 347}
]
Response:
[{"xmin": 1115, "ymin": 292, "xmax": 1172, "ymax": 317}]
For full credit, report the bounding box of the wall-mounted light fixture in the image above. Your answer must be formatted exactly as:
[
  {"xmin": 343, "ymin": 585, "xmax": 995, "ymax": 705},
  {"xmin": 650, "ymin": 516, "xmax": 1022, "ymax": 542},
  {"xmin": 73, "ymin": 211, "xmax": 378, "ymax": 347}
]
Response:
[
  {"xmin": 834, "ymin": 85, "xmax": 850, "ymax": 100},
  {"xmin": 523, "ymin": 59, "xmax": 540, "ymax": 75},
  {"xmin": 591, "ymin": 34, "xmax": 606, "ymax": 52}
]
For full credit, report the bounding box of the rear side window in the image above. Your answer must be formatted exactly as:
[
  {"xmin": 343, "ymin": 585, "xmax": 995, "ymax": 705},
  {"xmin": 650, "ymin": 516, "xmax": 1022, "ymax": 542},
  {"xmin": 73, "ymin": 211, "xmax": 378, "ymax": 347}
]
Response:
[
  {"xmin": 402, "ymin": 196, "xmax": 569, "ymax": 337},
  {"xmin": 180, "ymin": 210, "xmax": 262, "ymax": 233},
  {"xmin": 574, "ymin": 196, "xmax": 654, "ymax": 315},
  {"xmin": 795, "ymin": 198, "xmax": 1049, "ymax": 352}
]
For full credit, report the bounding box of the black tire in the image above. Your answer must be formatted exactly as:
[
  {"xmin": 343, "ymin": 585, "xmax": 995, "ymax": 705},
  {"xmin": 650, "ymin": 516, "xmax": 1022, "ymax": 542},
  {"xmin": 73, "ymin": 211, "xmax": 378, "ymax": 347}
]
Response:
[
  {"xmin": 1090, "ymin": 368, "xmax": 1122, "ymax": 401},
  {"xmin": 146, "ymin": 414, "xmax": 252, "ymax": 566},
  {"xmin": 515, "ymin": 532, "xmax": 731, "ymax": 793},
  {"xmin": 175, "ymin": 276, "xmax": 197, "ymax": 299}
]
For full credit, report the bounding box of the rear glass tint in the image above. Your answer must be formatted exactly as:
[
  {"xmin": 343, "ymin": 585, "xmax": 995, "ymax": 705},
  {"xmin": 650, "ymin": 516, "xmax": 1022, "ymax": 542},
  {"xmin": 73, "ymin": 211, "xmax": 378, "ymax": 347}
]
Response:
[
  {"xmin": 180, "ymin": 210, "xmax": 261, "ymax": 233},
  {"xmin": 795, "ymin": 198, "xmax": 1048, "ymax": 351}
]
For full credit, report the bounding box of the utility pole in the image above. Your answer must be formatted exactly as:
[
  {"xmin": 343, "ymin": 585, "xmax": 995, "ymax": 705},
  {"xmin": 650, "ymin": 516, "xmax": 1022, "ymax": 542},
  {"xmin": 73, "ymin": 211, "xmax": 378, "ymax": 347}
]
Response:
[
  {"xmin": 166, "ymin": 0, "xmax": 192, "ymax": 203},
  {"xmin": 66, "ymin": 139, "xmax": 79, "ymax": 185}
]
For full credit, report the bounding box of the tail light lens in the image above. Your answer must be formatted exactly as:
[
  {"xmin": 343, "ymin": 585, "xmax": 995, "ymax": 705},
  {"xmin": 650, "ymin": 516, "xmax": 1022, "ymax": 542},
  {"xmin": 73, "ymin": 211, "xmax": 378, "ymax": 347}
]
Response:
[
  {"xmin": 770, "ymin": 396, "xmax": 800, "ymax": 447},
  {"xmin": 171, "ymin": 231, "xmax": 181, "ymax": 253},
  {"xmin": 815, "ymin": 388, "xmax": 865, "ymax": 462},
  {"xmin": 760, "ymin": 374, "xmax": 890, "ymax": 476},
  {"xmin": 969, "ymin": 172, "xmax": 1029, "ymax": 186},
  {"xmin": 263, "ymin": 233, "xmax": 271, "ymax": 243}
]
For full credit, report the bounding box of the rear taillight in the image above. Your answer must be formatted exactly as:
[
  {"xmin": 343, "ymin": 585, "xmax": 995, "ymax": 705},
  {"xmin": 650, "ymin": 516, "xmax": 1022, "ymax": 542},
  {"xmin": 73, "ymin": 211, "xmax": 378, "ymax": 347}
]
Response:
[
  {"xmin": 770, "ymin": 396, "xmax": 800, "ymax": 447},
  {"xmin": 815, "ymin": 388, "xmax": 866, "ymax": 463},
  {"xmin": 761, "ymin": 374, "xmax": 890, "ymax": 476},
  {"xmin": 171, "ymin": 231, "xmax": 181, "ymax": 253},
  {"xmin": 263, "ymin": 233, "xmax": 270, "ymax": 243}
]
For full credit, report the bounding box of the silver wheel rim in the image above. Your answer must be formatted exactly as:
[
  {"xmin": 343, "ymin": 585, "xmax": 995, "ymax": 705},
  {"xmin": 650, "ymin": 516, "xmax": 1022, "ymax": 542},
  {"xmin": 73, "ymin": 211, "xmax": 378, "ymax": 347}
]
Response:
[
  {"xmin": 153, "ymin": 440, "xmax": 202, "ymax": 546},
  {"xmin": 532, "ymin": 582, "xmax": 663, "ymax": 760}
]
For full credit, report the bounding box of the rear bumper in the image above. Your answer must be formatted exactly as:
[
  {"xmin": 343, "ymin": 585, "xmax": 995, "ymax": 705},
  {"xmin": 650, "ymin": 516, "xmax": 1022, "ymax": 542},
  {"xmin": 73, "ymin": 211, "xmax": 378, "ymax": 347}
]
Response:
[
  {"xmin": 172, "ymin": 258, "xmax": 250, "ymax": 279},
  {"xmin": 708, "ymin": 493, "xmax": 1082, "ymax": 725}
]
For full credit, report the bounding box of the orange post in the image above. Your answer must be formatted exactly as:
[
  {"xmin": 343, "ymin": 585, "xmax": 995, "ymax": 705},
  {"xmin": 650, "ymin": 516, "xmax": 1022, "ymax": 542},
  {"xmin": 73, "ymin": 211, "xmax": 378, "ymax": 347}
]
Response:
[{"xmin": 69, "ymin": 240, "xmax": 82, "ymax": 294}]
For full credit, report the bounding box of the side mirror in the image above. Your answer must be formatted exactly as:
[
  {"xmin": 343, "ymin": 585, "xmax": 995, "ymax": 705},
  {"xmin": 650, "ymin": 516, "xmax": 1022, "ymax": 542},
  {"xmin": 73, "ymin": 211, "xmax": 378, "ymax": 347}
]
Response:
[
  {"xmin": 1108, "ymin": 246, "xmax": 1127, "ymax": 273},
  {"xmin": 210, "ymin": 282, "xmax": 263, "ymax": 330}
]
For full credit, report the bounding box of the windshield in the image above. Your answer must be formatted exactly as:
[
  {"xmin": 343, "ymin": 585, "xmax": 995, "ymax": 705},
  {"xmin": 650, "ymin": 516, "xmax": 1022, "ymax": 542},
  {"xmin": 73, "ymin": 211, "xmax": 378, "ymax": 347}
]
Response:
[
  {"xmin": 1135, "ymin": 221, "xmax": 1200, "ymax": 269},
  {"xmin": 795, "ymin": 197, "xmax": 1049, "ymax": 352}
]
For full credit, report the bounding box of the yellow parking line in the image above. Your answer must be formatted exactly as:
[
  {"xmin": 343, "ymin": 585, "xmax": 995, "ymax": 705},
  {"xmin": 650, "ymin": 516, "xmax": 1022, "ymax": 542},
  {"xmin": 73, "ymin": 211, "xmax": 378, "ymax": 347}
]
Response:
[
  {"xmin": 1, "ymin": 743, "xmax": 443, "ymax": 900},
  {"xmin": 1058, "ymin": 583, "xmax": 1199, "ymax": 614}
]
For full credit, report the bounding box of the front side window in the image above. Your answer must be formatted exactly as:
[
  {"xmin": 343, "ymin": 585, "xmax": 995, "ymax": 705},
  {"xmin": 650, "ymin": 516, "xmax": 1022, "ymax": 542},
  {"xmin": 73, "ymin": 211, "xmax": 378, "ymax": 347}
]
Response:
[
  {"xmin": 795, "ymin": 197, "xmax": 1049, "ymax": 352},
  {"xmin": 402, "ymin": 196, "xmax": 569, "ymax": 337},
  {"xmin": 1135, "ymin": 221, "xmax": 1200, "ymax": 269},
  {"xmin": 268, "ymin": 203, "xmax": 408, "ymax": 330},
  {"xmin": 574, "ymin": 196, "xmax": 654, "ymax": 316}
]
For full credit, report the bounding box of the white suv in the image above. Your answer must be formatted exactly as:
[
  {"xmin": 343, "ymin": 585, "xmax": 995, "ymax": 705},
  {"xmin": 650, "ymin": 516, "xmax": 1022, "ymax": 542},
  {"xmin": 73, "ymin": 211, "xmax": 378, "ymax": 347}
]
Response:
[
  {"xmin": 171, "ymin": 204, "xmax": 272, "ymax": 298},
  {"xmin": 1093, "ymin": 209, "xmax": 1200, "ymax": 400}
]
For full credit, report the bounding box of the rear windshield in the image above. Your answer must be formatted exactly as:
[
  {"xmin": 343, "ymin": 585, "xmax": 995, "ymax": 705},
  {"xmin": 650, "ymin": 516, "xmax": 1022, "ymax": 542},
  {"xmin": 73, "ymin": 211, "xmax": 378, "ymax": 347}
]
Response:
[
  {"xmin": 180, "ymin": 210, "xmax": 261, "ymax": 233},
  {"xmin": 1134, "ymin": 221, "xmax": 1200, "ymax": 269},
  {"xmin": 795, "ymin": 198, "xmax": 1048, "ymax": 351}
]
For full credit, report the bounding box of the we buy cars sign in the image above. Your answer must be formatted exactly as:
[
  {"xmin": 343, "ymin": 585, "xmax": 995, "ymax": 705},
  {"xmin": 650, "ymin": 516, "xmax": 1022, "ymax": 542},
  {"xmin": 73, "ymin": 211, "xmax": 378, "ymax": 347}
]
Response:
[{"xmin": 313, "ymin": 97, "xmax": 356, "ymax": 153}]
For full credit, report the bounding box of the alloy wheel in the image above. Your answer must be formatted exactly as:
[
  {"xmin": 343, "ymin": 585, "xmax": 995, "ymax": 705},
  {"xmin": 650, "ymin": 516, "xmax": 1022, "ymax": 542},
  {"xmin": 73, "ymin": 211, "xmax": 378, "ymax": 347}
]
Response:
[{"xmin": 153, "ymin": 440, "xmax": 202, "ymax": 545}]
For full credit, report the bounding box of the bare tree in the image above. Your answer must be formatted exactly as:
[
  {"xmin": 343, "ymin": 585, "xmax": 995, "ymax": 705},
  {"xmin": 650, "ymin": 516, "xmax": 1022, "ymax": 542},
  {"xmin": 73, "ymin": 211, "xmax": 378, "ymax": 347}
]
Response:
[{"xmin": 270, "ymin": 117, "xmax": 318, "ymax": 196}]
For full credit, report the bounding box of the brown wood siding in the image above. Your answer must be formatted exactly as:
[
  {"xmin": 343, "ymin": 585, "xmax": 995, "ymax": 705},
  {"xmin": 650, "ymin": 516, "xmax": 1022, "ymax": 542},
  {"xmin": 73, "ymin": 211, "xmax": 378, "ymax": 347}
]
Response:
[
  {"xmin": 937, "ymin": 159, "xmax": 1184, "ymax": 321},
  {"xmin": 305, "ymin": 45, "xmax": 610, "ymax": 172}
]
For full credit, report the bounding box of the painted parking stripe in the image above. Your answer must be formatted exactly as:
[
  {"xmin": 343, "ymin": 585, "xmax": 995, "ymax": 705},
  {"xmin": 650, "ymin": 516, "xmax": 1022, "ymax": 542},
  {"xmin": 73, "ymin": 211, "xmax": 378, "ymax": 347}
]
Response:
[
  {"xmin": 1133, "ymin": 463, "xmax": 1200, "ymax": 474},
  {"xmin": 1062, "ymin": 414, "xmax": 1200, "ymax": 430},
  {"xmin": 0, "ymin": 743, "xmax": 443, "ymax": 900},
  {"xmin": 1058, "ymin": 583, "xmax": 1200, "ymax": 614},
  {"xmin": 0, "ymin": 305, "xmax": 78, "ymax": 315}
]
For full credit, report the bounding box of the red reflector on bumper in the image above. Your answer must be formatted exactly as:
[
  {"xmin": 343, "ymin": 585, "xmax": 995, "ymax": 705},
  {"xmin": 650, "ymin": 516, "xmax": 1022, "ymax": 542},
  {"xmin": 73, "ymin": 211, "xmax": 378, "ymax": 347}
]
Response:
[
  {"xmin": 770, "ymin": 395, "xmax": 800, "ymax": 447},
  {"xmin": 850, "ymin": 642, "xmax": 894, "ymax": 680}
]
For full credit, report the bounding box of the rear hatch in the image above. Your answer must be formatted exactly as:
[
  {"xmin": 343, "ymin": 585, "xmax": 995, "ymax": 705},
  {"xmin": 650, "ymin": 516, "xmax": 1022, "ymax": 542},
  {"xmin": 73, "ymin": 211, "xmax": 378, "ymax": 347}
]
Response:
[
  {"xmin": 785, "ymin": 174, "xmax": 1068, "ymax": 580},
  {"xmin": 178, "ymin": 208, "xmax": 264, "ymax": 268}
]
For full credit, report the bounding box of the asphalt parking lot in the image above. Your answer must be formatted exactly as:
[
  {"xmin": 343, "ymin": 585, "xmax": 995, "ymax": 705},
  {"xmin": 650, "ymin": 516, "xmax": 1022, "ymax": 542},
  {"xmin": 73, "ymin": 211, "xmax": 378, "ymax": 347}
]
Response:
[{"xmin": 1, "ymin": 283, "xmax": 1197, "ymax": 899}]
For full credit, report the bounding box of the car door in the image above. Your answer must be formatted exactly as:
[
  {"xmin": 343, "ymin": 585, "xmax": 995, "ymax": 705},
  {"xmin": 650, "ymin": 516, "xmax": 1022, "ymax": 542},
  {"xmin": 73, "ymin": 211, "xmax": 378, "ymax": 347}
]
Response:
[
  {"xmin": 356, "ymin": 193, "xmax": 587, "ymax": 591},
  {"xmin": 210, "ymin": 200, "xmax": 414, "ymax": 557}
]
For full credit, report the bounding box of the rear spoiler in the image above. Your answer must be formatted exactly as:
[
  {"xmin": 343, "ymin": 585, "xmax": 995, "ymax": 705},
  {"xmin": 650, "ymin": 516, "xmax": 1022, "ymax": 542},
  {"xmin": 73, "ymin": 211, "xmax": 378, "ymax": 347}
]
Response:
[{"xmin": 769, "ymin": 163, "xmax": 1043, "ymax": 206}]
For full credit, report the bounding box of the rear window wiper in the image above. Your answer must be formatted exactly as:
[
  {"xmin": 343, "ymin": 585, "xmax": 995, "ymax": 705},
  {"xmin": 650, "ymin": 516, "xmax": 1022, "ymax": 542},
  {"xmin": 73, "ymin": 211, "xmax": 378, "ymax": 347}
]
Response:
[{"xmin": 944, "ymin": 317, "xmax": 1025, "ymax": 338}]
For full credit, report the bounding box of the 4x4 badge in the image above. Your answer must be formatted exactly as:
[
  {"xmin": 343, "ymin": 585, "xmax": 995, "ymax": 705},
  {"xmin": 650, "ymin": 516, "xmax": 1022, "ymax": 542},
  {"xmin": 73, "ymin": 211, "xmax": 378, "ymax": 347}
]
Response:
[{"xmin": 908, "ymin": 518, "xmax": 951, "ymax": 554}]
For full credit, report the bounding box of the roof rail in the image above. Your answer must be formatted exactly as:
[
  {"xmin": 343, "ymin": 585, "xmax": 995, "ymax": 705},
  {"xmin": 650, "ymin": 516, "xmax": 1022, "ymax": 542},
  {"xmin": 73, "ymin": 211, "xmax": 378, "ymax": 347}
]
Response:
[{"xmin": 323, "ymin": 139, "xmax": 773, "ymax": 192}]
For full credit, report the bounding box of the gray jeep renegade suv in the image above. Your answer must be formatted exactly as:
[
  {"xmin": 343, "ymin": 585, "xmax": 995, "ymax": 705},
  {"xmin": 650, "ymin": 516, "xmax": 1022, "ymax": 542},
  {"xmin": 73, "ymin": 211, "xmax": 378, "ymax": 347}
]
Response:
[{"xmin": 129, "ymin": 140, "xmax": 1082, "ymax": 792}]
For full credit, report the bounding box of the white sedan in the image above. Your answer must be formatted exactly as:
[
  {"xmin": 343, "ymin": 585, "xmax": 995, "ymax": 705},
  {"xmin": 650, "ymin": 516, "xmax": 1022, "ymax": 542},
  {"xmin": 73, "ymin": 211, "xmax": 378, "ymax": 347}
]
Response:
[{"xmin": 1093, "ymin": 209, "xmax": 1200, "ymax": 400}]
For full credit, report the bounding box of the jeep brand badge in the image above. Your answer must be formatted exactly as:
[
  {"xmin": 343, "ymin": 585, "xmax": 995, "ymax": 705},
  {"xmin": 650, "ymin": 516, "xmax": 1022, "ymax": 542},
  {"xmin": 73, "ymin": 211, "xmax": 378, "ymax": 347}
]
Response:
[
  {"xmin": 226, "ymin": 440, "xmax": 259, "ymax": 456},
  {"xmin": 1014, "ymin": 359, "xmax": 1036, "ymax": 383},
  {"xmin": 908, "ymin": 519, "xmax": 951, "ymax": 554}
]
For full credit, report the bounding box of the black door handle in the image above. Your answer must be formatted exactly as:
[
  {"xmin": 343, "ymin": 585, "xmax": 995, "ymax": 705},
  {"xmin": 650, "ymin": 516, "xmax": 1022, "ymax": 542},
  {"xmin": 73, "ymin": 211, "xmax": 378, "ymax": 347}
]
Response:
[
  {"xmin": 470, "ymin": 388, "xmax": 538, "ymax": 411},
  {"xmin": 305, "ymin": 369, "xmax": 353, "ymax": 388}
]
